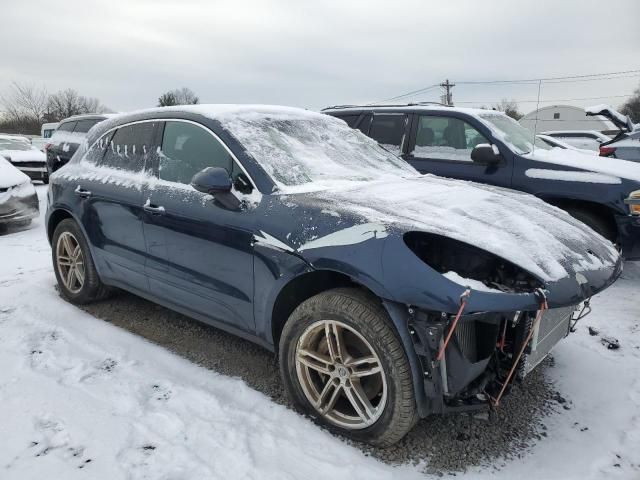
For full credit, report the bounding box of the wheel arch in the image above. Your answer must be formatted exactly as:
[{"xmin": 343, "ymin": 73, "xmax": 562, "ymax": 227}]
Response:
[
  {"xmin": 540, "ymin": 196, "xmax": 618, "ymax": 240},
  {"xmin": 269, "ymin": 268, "xmax": 429, "ymax": 417},
  {"xmin": 47, "ymin": 208, "xmax": 74, "ymax": 244}
]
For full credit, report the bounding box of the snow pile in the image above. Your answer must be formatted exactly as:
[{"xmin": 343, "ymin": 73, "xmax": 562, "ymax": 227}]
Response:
[
  {"xmin": 310, "ymin": 175, "xmax": 618, "ymax": 282},
  {"xmin": 0, "ymin": 157, "xmax": 30, "ymax": 188}
]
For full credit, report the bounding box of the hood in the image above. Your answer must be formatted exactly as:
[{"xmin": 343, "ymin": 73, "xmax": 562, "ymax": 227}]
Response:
[
  {"xmin": 278, "ymin": 175, "xmax": 619, "ymax": 284},
  {"xmin": 0, "ymin": 149, "xmax": 46, "ymax": 163},
  {"xmin": 525, "ymin": 147, "xmax": 640, "ymax": 184},
  {"xmin": 0, "ymin": 158, "xmax": 30, "ymax": 188}
]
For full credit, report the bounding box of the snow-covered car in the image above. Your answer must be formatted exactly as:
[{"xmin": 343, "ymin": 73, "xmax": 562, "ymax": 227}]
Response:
[
  {"xmin": 586, "ymin": 104, "xmax": 640, "ymax": 162},
  {"xmin": 45, "ymin": 114, "xmax": 112, "ymax": 175},
  {"xmin": 46, "ymin": 105, "xmax": 621, "ymax": 446},
  {"xmin": 0, "ymin": 157, "xmax": 39, "ymax": 227},
  {"xmin": 536, "ymin": 134, "xmax": 595, "ymax": 155},
  {"xmin": 0, "ymin": 134, "xmax": 48, "ymax": 183},
  {"xmin": 540, "ymin": 130, "xmax": 611, "ymax": 151},
  {"xmin": 325, "ymin": 105, "xmax": 640, "ymax": 259}
]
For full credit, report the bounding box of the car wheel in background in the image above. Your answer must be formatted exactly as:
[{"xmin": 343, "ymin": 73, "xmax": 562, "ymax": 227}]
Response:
[
  {"xmin": 565, "ymin": 208, "xmax": 616, "ymax": 242},
  {"xmin": 52, "ymin": 218, "xmax": 110, "ymax": 304},
  {"xmin": 279, "ymin": 288, "xmax": 417, "ymax": 447}
]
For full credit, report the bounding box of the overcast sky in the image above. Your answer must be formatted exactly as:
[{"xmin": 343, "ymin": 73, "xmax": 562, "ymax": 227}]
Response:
[{"xmin": 1, "ymin": 0, "xmax": 639, "ymax": 114}]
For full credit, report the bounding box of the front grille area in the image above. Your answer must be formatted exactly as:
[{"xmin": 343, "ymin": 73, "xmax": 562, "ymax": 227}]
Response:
[
  {"xmin": 11, "ymin": 161, "xmax": 44, "ymax": 168},
  {"xmin": 523, "ymin": 305, "xmax": 576, "ymax": 375},
  {"xmin": 455, "ymin": 321, "xmax": 477, "ymax": 362}
]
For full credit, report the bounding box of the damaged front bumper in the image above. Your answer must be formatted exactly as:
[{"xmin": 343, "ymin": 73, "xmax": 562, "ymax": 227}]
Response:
[
  {"xmin": 0, "ymin": 183, "xmax": 39, "ymax": 225},
  {"xmin": 400, "ymin": 302, "xmax": 585, "ymax": 416}
]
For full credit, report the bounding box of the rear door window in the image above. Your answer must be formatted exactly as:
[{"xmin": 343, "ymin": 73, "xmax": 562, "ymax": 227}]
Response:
[
  {"xmin": 74, "ymin": 119, "xmax": 101, "ymax": 133},
  {"xmin": 57, "ymin": 122, "xmax": 76, "ymax": 133},
  {"xmin": 333, "ymin": 114, "xmax": 360, "ymax": 128},
  {"xmin": 368, "ymin": 114, "xmax": 407, "ymax": 155},
  {"xmin": 101, "ymin": 122, "xmax": 158, "ymax": 172}
]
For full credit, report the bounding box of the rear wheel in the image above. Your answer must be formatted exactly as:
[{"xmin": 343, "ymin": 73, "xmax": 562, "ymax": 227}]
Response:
[
  {"xmin": 565, "ymin": 207, "xmax": 616, "ymax": 242},
  {"xmin": 52, "ymin": 219, "xmax": 110, "ymax": 304},
  {"xmin": 279, "ymin": 288, "xmax": 417, "ymax": 446}
]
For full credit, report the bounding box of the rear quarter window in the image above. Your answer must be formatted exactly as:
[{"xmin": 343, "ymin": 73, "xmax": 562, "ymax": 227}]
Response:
[{"xmin": 74, "ymin": 119, "xmax": 100, "ymax": 134}]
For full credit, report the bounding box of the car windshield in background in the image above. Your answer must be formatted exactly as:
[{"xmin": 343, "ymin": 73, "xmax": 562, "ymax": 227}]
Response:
[
  {"xmin": 221, "ymin": 113, "xmax": 419, "ymax": 191},
  {"xmin": 0, "ymin": 139, "xmax": 32, "ymax": 151},
  {"xmin": 480, "ymin": 114, "xmax": 550, "ymax": 155}
]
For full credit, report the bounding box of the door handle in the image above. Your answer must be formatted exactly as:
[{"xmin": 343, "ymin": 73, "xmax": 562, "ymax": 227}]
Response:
[
  {"xmin": 74, "ymin": 185, "xmax": 92, "ymax": 198},
  {"xmin": 143, "ymin": 200, "xmax": 166, "ymax": 215}
]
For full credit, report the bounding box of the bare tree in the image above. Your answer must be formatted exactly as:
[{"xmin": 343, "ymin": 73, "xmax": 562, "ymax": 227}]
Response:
[
  {"xmin": 46, "ymin": 88, "xmax": 110, "ymax": 122},
  {"xmin": 158, "ymin": 87, "xmax": 199, "ymax": 106},
  {"xmin": 1, "ymin": 81, "xmax": 49, "ymax": 130},
  {"xmin": 620, "ymin": 82, "xmax": 640, "ymax": 123},
  {"xmin": 493, "ymin": 98, "xmax": 523, "ymax": 120}
]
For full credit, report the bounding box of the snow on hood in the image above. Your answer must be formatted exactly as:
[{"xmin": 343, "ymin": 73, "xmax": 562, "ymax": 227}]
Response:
[
  {"xmin": 0, "ymin": 157, "xmax": 30, "ymax": 188},
  {"xmin": 525, "ymin": 147, "xmax": 640, "ymax": 183},
  {"xmin": 0, "ymin": 149, "xmax": 45, "ymax": 163},
  {"xmin": 305, "ymin": 175, "xmax": 618, "ymax": 282}
]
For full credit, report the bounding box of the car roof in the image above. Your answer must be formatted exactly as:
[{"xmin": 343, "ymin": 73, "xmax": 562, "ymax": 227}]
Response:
[
  {"xmin": 321, "ymin": 104, "xmax": 503, "ymax": 117},
  {"xmin": 59, "ymin": 113, "xmax": 116, "ymax": 124}
]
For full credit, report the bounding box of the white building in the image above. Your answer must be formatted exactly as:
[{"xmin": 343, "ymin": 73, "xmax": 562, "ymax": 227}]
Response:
[{"xmin": 519, "ymin": 104, "xmax": 617, "ymax": 135}]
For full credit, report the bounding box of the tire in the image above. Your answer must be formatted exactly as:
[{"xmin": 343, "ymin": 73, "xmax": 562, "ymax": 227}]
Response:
[
  {"xmin": 52, "ymin": 218, "xmax": 110, "ymax": 304},
  {"xmin": 565, "ymin": 208, "xmax": 616, "ymax": 242},
  {"xmin": 279, "ymin": 288, "xmax": 417, "ymax": 447}
]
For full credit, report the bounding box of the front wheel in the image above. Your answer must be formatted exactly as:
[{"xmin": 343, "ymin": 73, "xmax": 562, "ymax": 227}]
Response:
[{"xmin": 279, "ymin": 288, "xmax": 417, "ymax": 446}]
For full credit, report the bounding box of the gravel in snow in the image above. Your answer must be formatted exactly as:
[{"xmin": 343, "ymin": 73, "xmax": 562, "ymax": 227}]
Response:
[{"xmin": 0, "ymin": 185, "xmax": 638, "ymax": 479}]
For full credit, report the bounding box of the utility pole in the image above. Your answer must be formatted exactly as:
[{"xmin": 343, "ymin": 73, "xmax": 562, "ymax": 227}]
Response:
[{"xmin": 440, "ymin": 79, "xmax": 455, "ymax": 106}]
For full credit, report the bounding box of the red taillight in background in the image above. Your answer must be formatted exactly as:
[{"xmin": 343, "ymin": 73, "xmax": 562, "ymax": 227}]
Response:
[{"xmin": 599, "ymin": 146, "xmax": 616, "ymax": 157}]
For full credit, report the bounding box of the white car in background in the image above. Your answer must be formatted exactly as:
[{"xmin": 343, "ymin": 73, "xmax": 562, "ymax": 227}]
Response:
[
  {"xmin": 540, "ymin": 130, "xmax": 611, "ymax": 152},
  {"xmin": 536, "ymin": 134, "xmax": 596, "ymax": 155},
  {"xmin": 0, "ymin": 134, "xmax": 48, "ymax": 183}
]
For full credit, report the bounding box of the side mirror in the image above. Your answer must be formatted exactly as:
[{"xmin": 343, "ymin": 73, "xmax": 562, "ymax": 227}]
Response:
[
  {"xmin": 191, "ymin": 167, "xmax": 232, "ymax": 195},
  {"xmin": 471, "ymin": 144, "xmax": 501, "ymax": 165}
]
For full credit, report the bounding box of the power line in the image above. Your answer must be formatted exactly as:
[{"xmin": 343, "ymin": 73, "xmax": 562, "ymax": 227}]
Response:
[
  {"xmin": 369, "ymin": 84, "xmax": 440, "ymax": 105},
  {"xmin": 372, "ymin": 69, "xmax": 640, "ymax": 104},
  {"xmin": 454, "ymin": 93, "xmax": 634, "ymax": 105},
  {"xmin": 455, "ymin": 69, "xmax": 640, "ymax": 85}
]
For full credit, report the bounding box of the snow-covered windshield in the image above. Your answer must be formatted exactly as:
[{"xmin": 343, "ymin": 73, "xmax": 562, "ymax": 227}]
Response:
[
  {"xmin": 219, "ymin": 111, "xmax": 419, "ymax": 192},
  {"xmin": 480, "ymin": 114, "xmax": 550, "ymax": 155}
]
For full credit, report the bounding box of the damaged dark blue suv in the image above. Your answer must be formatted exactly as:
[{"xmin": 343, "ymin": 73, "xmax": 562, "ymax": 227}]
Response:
[{"xmin": 46, "ymin": 105, "xmax": 621, "ymax": 446}]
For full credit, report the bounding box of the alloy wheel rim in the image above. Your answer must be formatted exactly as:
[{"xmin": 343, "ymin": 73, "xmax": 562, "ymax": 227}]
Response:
[
  {"xmin": 295, "ymin": 319, "xmax": 387, "ymax": 430},
  {"xmin": 56, "ymin": 232, "xmax": 85, "ymax": 294}
]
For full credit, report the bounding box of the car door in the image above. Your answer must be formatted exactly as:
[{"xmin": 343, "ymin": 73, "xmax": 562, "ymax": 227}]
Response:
[
  {"xmin": 75, "ymin": 121, "xmax": 158, "ymax": 293},
  {"xmin": 142, "ymin": 120, "xmax": 255, "ymax": 332},
  {"xmin": 405, "ymin": 113, "xmax": 512, "ymax": 188}
]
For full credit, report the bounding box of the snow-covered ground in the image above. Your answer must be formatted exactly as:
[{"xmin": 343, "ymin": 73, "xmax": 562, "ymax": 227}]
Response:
[{"xmin": 0, "ymin": 185, "xmax": 638, "ymax": 479}]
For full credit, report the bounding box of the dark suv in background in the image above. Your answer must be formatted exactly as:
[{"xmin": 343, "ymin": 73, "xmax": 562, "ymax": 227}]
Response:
[
  {"xmin": 324, "ymin": 104, "xmax": 640, "ymax": 259},
  {"xmin": 45, "ymin": 114, "xmax": 112, "ymax": 175}
]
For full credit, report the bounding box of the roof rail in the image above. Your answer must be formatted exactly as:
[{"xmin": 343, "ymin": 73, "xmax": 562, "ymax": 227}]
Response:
[{"xmin": 321, "ymin": 101, "xmax": 448, "ymax": 111}]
